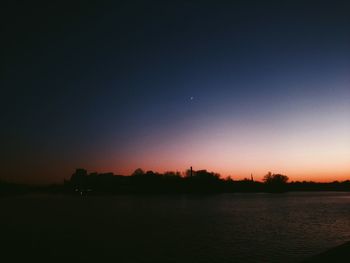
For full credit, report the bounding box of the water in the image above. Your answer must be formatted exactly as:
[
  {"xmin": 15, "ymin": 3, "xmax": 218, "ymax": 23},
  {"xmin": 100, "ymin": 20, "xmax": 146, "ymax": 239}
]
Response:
[{"xmin": 1, "ymin": 192, "xmax": 350, "ymax": 262}]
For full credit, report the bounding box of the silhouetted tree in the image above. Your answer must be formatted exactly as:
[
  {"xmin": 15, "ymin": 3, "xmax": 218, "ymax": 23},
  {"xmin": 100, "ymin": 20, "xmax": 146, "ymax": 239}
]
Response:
[
  {"xmin": 132, "ymin": 168, "xmax": 145, "ymax": 176},
  {"xmin": 263, "ymin": 172, "xmax": 289, "ymax": 192},
  {"xmin": 68, "ymin": 169, "xmax": 90, "ymax": 194},
  {"xmin": 70, "ymin": 168, "xmax": 87, "ymax": 183},
  {"xmin": 163, "ymin": 171, "xmax": 181, "ymax": 177}
]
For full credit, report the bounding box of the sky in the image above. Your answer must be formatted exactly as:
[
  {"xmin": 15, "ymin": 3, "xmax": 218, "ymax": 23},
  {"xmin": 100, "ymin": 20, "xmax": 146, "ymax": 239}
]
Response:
[{"xmin": 2, "ymin": 0, "xmax": 350, "ymax": 184}]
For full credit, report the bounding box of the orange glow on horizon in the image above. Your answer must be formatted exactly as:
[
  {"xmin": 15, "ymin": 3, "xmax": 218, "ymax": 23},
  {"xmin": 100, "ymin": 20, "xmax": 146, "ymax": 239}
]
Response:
[{"xmin": 91, "ymin": 103, "xmax": 350, "ymax": 183}]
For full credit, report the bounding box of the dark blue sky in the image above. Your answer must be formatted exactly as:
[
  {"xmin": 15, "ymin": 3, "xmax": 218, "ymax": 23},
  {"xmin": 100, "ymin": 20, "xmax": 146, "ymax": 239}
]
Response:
[{"xmin": 2, "ymin": 0, "xmax": 350, "ymax": 183}]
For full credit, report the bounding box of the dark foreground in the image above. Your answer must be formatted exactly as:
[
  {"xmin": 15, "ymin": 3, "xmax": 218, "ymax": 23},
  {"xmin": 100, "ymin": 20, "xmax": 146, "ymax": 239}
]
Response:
[
  {"xmin": 303, "ymin": 242, "xmax": 350, "ymax": 262},
  {"xmin": 1, "ymin": 193, "xmax": 350, "ymax": 263}
]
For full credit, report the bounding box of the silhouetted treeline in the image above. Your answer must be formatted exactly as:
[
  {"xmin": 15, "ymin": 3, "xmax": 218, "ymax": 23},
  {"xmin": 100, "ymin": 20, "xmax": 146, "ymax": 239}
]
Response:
[
  {"xmin": 2, "ymin": 169, "xmax": 350, "ymax": 196},
  {"xmin": 62, "ymin": 169, "xmax": 350, "ymax": 194},
  {"xmin": 65, "ymin": 168, "xmax": 227, "ymax": 194}
]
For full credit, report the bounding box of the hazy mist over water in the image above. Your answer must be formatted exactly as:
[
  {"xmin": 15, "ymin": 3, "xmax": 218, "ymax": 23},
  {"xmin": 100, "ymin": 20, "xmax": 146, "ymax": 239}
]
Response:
[{"xmin": 1, "ymin": 192, "xmax": 350, "ymax": 263}]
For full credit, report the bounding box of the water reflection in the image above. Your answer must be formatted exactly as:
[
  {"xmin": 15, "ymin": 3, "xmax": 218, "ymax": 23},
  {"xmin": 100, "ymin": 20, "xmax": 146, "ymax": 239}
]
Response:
[{"xmin": 1, "ymin": 192, "xmax": 350, "ymax": 262}]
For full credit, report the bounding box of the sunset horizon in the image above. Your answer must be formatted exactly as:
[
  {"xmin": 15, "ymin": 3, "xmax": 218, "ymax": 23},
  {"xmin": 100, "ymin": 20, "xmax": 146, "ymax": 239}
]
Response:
[
  {"xmin": 2, "ymin": 1, "xmax": 350, "ymax": 262},
  {"xmin": 3, "ymin": 1, "xmax": 349, "ymax": 186}
]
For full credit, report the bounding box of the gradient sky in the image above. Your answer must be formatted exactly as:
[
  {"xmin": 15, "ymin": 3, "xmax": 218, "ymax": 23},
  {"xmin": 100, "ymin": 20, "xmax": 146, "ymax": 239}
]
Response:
[{"xmin": 2, "ymin": 0, "xmax": 350, "ymax": 184}]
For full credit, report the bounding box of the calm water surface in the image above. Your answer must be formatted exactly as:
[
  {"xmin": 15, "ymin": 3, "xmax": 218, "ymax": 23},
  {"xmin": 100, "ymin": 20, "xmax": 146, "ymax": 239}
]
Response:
[{"xmin": 1, "ymin": 192, "xmax": 350, "ymax": 262}]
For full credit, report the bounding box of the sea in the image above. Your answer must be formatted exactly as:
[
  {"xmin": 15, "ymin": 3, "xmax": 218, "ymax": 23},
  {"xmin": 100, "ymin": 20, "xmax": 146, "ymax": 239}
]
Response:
[{"xmin": 1, "ymin": 192, "xmax": 350, "ymax": 262}]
